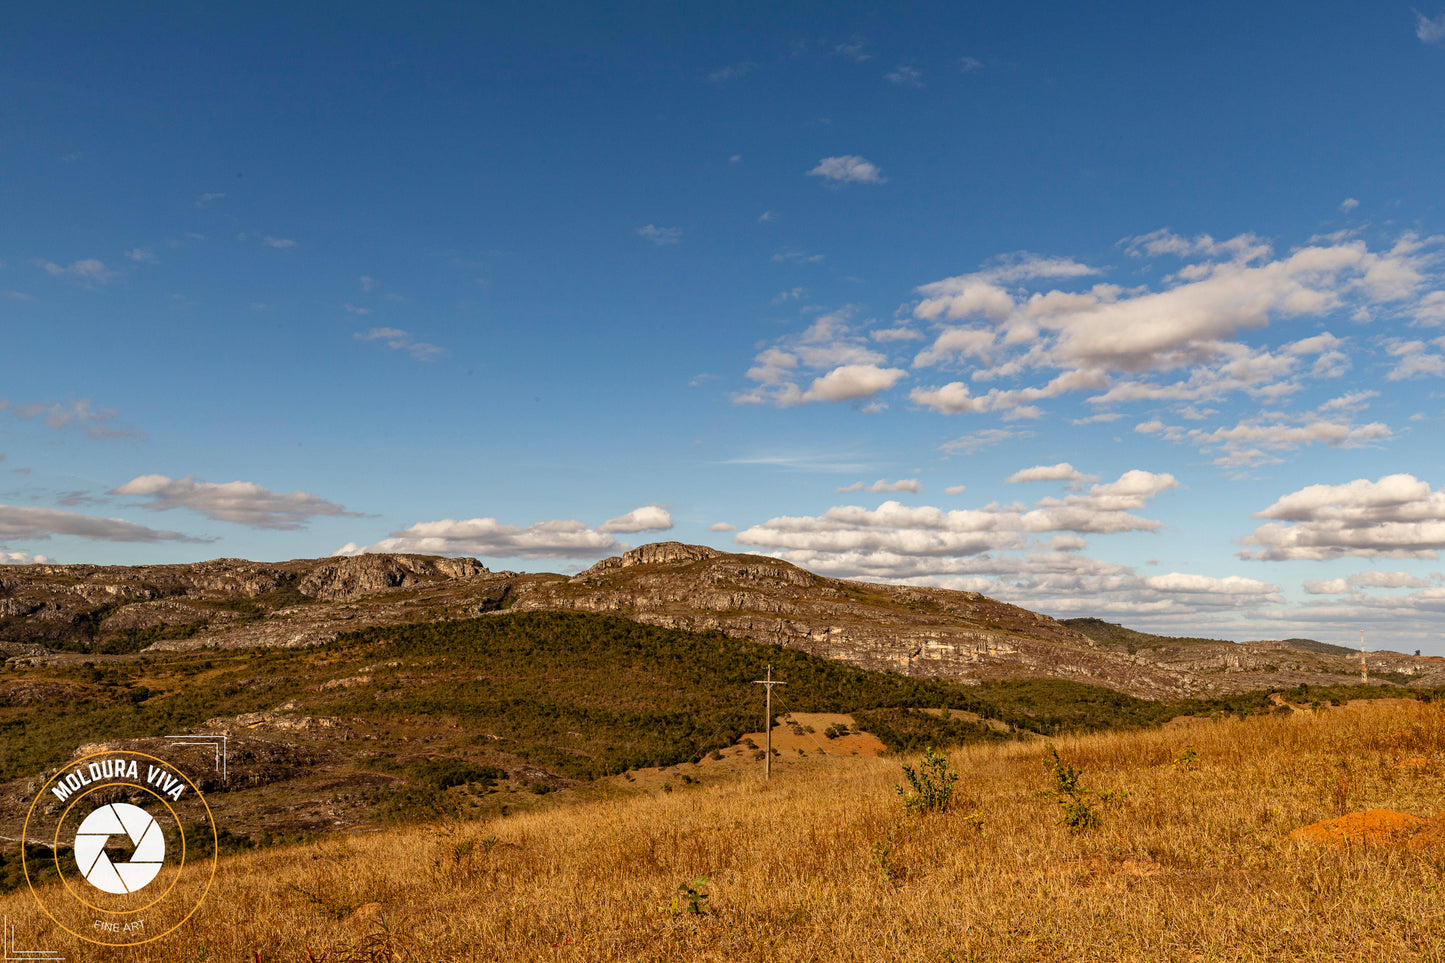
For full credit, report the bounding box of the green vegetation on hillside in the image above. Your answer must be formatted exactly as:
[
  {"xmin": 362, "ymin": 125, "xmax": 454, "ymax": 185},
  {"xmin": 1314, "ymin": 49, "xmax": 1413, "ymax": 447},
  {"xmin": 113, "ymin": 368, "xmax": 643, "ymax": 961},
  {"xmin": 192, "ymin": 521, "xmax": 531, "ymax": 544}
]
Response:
[
  {"xmin": 1061, "ymin": 617, "xmax": 1230, "ymax": 651},
  {"xmin": 1, "ymin": 611, "xmax": 1432, "ymax": 788}
]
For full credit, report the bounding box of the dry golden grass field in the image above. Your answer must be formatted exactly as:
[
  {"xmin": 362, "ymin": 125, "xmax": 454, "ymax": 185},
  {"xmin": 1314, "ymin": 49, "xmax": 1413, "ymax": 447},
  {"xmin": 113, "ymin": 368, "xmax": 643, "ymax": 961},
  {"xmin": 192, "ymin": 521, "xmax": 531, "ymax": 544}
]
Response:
[{"xmin": 8, "ymin": 699, "xmax": 1445, "ymax": 962}]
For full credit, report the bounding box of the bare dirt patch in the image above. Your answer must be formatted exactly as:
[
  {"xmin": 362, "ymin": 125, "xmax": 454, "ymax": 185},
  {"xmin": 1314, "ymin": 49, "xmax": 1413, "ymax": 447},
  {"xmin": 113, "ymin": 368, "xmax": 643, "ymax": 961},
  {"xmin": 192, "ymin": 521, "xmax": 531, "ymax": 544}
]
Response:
[{"xmin": 1288, "ymin": 808, "xmax": 1429, "ymax": 845}]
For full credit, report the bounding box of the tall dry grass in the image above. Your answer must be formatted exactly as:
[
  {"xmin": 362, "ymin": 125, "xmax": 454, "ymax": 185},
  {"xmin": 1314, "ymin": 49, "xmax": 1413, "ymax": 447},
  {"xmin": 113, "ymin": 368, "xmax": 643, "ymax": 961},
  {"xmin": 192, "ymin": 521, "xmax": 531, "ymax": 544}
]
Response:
[{"xmin": 7, "ymin": 700, "xmax": 1445, "ymax": 961}]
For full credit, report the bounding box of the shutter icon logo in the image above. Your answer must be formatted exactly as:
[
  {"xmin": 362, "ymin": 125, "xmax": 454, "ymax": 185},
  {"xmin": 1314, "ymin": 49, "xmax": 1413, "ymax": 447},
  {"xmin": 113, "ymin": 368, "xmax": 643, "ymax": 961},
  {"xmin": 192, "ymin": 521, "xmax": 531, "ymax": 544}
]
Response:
[{"xmin": 73, "ymin": 802, "xmax": 166, "ymax": 895}]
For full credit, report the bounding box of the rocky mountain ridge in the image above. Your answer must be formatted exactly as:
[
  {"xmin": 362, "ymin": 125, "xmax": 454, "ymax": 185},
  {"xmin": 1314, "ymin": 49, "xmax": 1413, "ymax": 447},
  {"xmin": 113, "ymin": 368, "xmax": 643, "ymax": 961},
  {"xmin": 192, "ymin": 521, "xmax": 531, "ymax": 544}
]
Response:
[{"xmin": 2, "ymin": 542, "xmax": 1441, "ymax": 698}]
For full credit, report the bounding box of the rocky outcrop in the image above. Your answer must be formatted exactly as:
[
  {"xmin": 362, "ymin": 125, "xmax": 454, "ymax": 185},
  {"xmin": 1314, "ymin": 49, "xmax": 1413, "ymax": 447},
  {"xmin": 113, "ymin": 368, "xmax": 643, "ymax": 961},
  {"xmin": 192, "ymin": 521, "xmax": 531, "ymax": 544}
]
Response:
[{"xmin": 298, "ymin": 554, "xmax": 488, "ymax": 601}]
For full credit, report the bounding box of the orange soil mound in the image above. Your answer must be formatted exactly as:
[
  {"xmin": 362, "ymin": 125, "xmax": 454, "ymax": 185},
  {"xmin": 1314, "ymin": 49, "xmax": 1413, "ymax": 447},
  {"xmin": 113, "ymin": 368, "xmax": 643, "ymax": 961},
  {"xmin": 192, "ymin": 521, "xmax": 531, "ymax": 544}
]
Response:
[{"xmin": 1288, "ymin": 809, "xmax": 1426, "ymax": 845}]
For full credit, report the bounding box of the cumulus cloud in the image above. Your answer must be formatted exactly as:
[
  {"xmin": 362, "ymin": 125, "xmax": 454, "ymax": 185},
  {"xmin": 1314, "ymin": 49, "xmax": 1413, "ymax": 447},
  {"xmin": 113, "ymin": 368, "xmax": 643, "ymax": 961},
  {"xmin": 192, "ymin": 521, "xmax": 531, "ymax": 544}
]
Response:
[
  {"xmin": 1007, "ymin": 463, "xmax": 1100, "ymax": 485},
  {"xmin": 36, "ymin": 258, "xmax": 116, "ymax": 284},
  {"xmin": 908, "ymin": 234, "xmax": 1443, "ymax": 419},
  {"xmin": 1385, "ymin": 339, "xmax": 1445, "ymax": 380},
  {"xmin": 1341, "ymin": 197, "xmax": 1360, "ymax": 213},
  {"xmin": 109, "ymin": 474, "xmax": 359, "ymax": 530},
  {"xmin": 0, "ymin": 505, "xmax": 204, "ymax": 544},
  {"xmin": 355, "ymin": 327, "xmax": 444, "ymax": 361},
  {"xmin": 0, "ymin": 399, "xmax": 142, "ymax": 440},
  {"xmin": 736, "ymin": 308, "xmax": 906, "ymax": 406},
  {"xmin": 807, "ymin": 156, "xmax": 887, "ymax": 184},
  {"xmin": 736, "ymin": 469, "xmax": 1176, "ymax": 569},
  {"xmin": 1305, "ymin": 571, "xmax": 1433, "ymax": 594},
  {"xmin": 263, "ymin": 236, "xmax": 297, "ymax": 249},
  {"xmin": 944, "ymin": 485, "xmax": 967, "ymax": 496},
  {"xmin": 803, "ymin": 364, "xmax": 907, "ymax": 402},
  {"xmin": 125, "ymin": 248, "xmax": 155, "ymax": 263},
  {"xmin": 709, "ymin": 522, "xmax": 737, "ymax": 532},
  {"xmin": 596, "ymin": 505, "xmax": 674, "ymax": 533},
  {"xmin": 0, "ymin": 551, "xmax": 50, "ymax": 564},
  {"xmin": 1128, "ymin": 387, "xmax": 1389, "ymax": 471},
  {"xmin": 337, "ymin": 516, "xmax": 623, "ymax": 560},
  {"xmin": 1241, "ymin": 474, "xmax": 1445, "ymax": 561},
  {"xmin": 837, "ymin": 479, "xmax": 923, "ymax": 494},
  {"xmin": 636, "ymin": 225, "xmax": 682, "ymax": 246},
  {"xmin": 195, "ymin": 192, "xmax": 226, "ymax": 207}
]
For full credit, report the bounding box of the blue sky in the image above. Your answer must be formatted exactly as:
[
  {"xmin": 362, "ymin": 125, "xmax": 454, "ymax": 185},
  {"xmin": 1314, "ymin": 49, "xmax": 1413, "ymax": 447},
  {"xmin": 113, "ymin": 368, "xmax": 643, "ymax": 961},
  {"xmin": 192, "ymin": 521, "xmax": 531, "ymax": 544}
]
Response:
[{"xmin": 6, "ymin": 2, "xmax": 1445, "ymax": 651}]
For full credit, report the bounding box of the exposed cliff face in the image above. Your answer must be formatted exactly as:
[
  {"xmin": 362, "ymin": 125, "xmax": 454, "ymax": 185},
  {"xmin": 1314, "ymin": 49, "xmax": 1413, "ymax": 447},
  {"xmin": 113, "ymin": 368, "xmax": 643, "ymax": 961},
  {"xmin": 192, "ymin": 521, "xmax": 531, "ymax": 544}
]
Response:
[
  {"xmin": 0, "ymin": 554, "xmax": 504, "ymax": 653},
  {"xmin": 2, "ymin": 543, "xmax": 1440, "ymax": 698},
  {"xmin": 507, "ymin": 544, "xmax": 1198, "ymax": 697}
]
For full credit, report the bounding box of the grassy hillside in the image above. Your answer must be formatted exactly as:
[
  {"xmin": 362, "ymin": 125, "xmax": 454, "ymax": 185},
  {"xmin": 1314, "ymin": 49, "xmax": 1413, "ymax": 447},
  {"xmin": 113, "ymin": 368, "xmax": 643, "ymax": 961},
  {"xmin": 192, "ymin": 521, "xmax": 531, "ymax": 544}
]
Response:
[
  {"xmin": 2, "ymin": 612, "xmax": 1421, "ymax": 790},
  {"xmin": 10, "ymin": 697, "xmax": 1444, "ymax": 960}
]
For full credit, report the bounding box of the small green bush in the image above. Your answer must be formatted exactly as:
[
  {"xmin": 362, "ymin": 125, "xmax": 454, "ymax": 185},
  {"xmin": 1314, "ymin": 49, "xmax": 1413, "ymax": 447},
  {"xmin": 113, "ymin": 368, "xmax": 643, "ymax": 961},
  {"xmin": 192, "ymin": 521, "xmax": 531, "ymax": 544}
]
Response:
[{"xmin": 895, "ymin": 745, "xmax": 958, "ymax": 815}]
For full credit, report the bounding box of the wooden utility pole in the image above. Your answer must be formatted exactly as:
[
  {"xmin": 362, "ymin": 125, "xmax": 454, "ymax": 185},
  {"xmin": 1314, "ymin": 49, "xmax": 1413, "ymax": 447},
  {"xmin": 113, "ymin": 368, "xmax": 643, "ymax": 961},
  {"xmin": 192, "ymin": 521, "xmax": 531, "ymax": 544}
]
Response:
[{"xmin": 753, "ymin": 665, "xmax": 785, "ymax": 780}]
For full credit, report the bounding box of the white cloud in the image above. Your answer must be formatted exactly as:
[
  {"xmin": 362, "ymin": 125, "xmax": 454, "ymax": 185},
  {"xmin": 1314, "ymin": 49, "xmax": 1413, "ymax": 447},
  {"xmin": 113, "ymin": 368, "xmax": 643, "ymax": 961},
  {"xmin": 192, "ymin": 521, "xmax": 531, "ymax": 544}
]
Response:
[
  {"xmin": 884, "ymin": 65, "xmax": 923, "ymax": 87},
  {"xmin": 1006, "ymin": 463, "xmax": 1099, "ymax": 485},
  {"xmin": 709, "ymin": 522, "xmax": 737, "ymax": 532},
  {"xmin": 36, "ymin": 258, "xmax": 116, "ymax": 284},
  {"xmin": 832, "ymin": 40, "xmax": 872, "ymax": 62},
  {"xmin": 0, "ymin": 551, "xmax": 49, "ymax": 564},
  {"xmin": 772, "ymin": 249, "xmax": 824, "ymax": 264},
  {"xmin": 109, "ymin": 474, "xmax": 359, "ymax": 530},
  {"xmin": 807, "ymin": 155, "xmax": 887, "ymax": 184},
  {"xmin": 339, "ymin": 516, "xmax": 623, "ymax": 560},
  {"xmin": 722, "ymin": 451, "xmax": 872, "ymax": 473},
  {"xmin": 195, "ymin": 192, "xmax": 226, "ymax": 207},
  {"xmin": 1385, "ymin": 339, "xmax": 1445, "ymax": 380},
  {"xmin": 355, "ymin": 327, "xmax": 444, "ymax": 361},
  {"xmin": 125, "ymin": 248, "xmax": 155, "ymax": 263},
  {"xmin": 758, "ymin": 210, "xmax": 775, "ymax": 223},
  {"xmin": 959, "ymin": 56, "xmax": 984, "ymax": 72},
  {"xmin": 836, "ymin": 479, "xmax": 923, "ymax": 494},
  {"xmin": 737, "ymin": 308, "xmax": 906, "ymax": 406},
  {"xmin": 1417, "ymin": 10, "xmax": 1445, "ymax": 45},
  {"xmin": 1139, "ymin": 393, "xmax": 1391, "ymax": 470},
  {"xmin": 938, "ymin": 428, "xmax": 1030, "ymax": 454},
  {"xmin": 737, "ymin": 469, "xmax": 1176, "ymax": 566},
  {"xmin": 636, "ymin": 225, "xmax": 682, "ymax": 246},
  {"xmin": 870, "ymin": 326, "xmax": 923, "ymax": 342},
  {"xmin": 1241, "ymin": 474, "xmax": 1445, "ymax": 561},
  {"xmin": 343, "ymin": 304, "xmax": 371, "ymax": 315},
  {"xmin": 360, "ymin": 275, "xmax": 377, "ymax": 292},
  {"xmin": 1306, "ymin": 571, "xmax": 1436, "ymax": 596},
  {"xmin": 597, "ymin": 505, "xmax": 674, "ymax": 533},
  {"xmin": 944, "ymin": 485, "xmax": 967, "ymax": 496},
  {"xmin": 802, "ymin": 364, "xmax": 907, "ymax": 403},
  {"xmin": 0, "ymin": 505, "xmax": 204, "ymax": 544},
  {"xmin": 909, "ymin": 235, "xmax": 1442, "ymax": 411},
  {"xmin": 263, "ymin": 236, "xmax": 297, "ymax": 249},
  {"xmin": 1143, "ymin": 572, "xmax": 1281, "ymax": 599},
  {"xmin": 0, "ymin": 399, "xmax": 141, "ymax": 440},
  {"xmin": 1340, "ymin": 197, "xmax": 1360, "ymax": 213}
]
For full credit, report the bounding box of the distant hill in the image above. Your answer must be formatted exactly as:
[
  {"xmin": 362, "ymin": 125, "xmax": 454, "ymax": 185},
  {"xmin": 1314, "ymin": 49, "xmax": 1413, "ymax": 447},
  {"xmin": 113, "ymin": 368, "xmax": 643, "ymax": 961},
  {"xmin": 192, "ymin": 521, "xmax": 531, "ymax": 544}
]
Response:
[
  {"xmin": 1274, "ymin": 637, "xmax": 1359, "ymax": 658},
  {"xmin": 1061, "ymin": 618, "xmax": 1230, "ymax": 650},
  {"xmin": 3, "ymin": 543, "xmax": 1442, "ymax": 699}
]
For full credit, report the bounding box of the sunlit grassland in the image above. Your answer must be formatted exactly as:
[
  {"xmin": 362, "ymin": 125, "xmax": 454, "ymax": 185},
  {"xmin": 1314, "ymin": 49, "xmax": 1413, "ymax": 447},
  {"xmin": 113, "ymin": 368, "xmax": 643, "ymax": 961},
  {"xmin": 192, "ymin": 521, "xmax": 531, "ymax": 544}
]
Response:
[{"xmin": 8, "ymin": 698, "xmax": 1445, "ymax": 961}]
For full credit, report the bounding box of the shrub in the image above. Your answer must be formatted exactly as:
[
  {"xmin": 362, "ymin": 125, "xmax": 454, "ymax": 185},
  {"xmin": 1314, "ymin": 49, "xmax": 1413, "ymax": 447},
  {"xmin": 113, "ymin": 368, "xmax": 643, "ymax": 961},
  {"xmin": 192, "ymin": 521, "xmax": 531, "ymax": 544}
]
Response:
[{"xmin": 895, "ymin": 745, "xmax": 958, "ymax": 815}]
